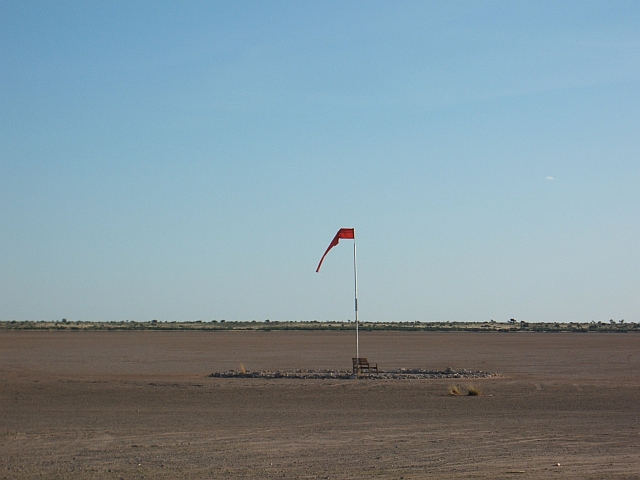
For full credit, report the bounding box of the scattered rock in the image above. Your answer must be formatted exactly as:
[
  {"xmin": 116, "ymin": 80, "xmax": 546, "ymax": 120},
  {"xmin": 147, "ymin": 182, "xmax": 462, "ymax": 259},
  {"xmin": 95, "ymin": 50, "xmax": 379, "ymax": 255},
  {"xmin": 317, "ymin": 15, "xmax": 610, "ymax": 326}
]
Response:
[{"xmin": 208, "ymin": 368, "xmax": 499, "ymax": 379}]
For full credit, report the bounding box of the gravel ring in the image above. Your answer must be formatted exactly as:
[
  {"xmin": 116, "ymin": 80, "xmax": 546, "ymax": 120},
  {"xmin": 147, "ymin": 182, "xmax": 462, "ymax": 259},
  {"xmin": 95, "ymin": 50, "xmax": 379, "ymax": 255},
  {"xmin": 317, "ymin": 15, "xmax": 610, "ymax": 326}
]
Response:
[{"xmin": 209, "ymin": 368, "xmax": 500, "ymax": 379}]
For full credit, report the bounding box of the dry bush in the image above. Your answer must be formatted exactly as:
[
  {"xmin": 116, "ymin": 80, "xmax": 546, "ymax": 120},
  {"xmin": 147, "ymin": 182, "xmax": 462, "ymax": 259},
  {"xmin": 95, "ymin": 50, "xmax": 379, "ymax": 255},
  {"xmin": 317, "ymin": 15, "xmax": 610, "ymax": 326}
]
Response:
[
  {"xmin": 466, "ymin": 385, "xmax": 481, "ymax": 396},
  {"xmin": 239, "ymin": 363, "xmax": 246, "ymax": 375},
  {"xmin": 449, "ymin": 384, "xmax": 481, "ymax": 396},
  {"xmin": 448, "ymin": 385, "xmax": 462, "ymax": 396}
]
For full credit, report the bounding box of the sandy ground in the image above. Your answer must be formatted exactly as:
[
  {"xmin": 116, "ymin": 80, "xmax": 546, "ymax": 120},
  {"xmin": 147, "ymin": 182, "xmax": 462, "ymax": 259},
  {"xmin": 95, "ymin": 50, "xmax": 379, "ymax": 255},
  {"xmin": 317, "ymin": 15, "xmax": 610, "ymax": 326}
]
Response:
[{"xmin": 1, "ymin": 330, "xmax": 639, "ymax": 479}]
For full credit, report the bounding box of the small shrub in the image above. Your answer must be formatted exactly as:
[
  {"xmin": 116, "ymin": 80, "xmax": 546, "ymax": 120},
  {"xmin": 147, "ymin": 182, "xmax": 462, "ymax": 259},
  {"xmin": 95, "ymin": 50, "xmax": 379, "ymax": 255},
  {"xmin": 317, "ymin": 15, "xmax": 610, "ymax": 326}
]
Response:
[
  {"xmin": 448, "ymin": 385, "xmax": 462, "ymax": 396},
  {"xmin": 239, "ymin": 363, "xmax": 246, "ymax": 375},
  {"xmin": 449, "ymin": 384, "xmax": 481, "ymax": 396},
  {"xmin": 467, "ymin": 385, "xmax": 481, "ymax": 396}
]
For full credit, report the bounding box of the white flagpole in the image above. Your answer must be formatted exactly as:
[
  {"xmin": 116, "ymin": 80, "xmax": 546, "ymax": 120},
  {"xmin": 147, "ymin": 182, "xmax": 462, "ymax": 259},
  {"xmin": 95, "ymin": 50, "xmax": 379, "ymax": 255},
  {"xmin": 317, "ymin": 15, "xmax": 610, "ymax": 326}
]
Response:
[{"xmin": 353, "ymin": 232, "xmax": 359, "ymax": 360}]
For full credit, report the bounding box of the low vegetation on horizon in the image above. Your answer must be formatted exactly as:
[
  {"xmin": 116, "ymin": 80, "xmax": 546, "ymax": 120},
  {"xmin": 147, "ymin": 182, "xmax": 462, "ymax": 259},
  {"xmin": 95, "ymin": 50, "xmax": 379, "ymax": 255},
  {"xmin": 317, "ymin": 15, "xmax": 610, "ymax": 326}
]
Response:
[{"xmin": 0, "ymin": 319, "xmax": 637, "ymax": 332}]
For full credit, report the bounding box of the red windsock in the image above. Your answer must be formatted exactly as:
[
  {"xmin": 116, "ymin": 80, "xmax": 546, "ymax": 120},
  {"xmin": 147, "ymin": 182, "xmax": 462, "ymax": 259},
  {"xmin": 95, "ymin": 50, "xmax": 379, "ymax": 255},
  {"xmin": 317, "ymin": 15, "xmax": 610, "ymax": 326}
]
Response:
[{"xmin": 316, "ymin": 228, "xmax": 355, "ymax": 272}]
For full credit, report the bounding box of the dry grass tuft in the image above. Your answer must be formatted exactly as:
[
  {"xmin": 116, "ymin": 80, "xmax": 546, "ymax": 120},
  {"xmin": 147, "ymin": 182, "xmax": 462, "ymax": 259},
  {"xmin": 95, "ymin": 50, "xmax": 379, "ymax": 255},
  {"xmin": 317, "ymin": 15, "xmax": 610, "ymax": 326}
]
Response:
[
  {"xmin": 448, "ymin": 385, "xmax": 462, "ymax": 396},
  {"xmin": 449, "ymin": 384, "xmax": 481, "ymax": 396},
  {"xmin": 239, "ymin": 363, "xmax": 246, "ymax": 375},
  {"xmin": 466, "ymin": 385, "xmax": 481, "ymax": 396}
]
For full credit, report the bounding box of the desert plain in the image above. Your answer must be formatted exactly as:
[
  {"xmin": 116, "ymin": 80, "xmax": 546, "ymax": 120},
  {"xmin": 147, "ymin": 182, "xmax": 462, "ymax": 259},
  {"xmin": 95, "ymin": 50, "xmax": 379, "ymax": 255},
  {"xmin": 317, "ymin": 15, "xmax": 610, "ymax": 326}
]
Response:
[{"xmin": 1, "ymin": 330, "xmax": 639, "ymax": 479}]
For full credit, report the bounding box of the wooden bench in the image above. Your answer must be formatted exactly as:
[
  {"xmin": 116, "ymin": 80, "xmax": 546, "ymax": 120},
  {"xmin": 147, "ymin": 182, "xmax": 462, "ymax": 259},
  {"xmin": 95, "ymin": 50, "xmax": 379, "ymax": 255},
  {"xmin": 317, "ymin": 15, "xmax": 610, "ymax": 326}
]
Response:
[{"xmin": 352, "ymin": 357, "xmax": 378, "ymax": 374}]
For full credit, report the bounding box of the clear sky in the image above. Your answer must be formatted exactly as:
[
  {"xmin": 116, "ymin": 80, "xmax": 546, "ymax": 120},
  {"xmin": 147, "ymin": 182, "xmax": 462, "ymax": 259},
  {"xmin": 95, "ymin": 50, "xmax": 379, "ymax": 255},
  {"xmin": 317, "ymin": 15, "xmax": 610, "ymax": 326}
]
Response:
[{"xmin": 1, "ymin": 1, "xmax": 638, "ymax": 323}]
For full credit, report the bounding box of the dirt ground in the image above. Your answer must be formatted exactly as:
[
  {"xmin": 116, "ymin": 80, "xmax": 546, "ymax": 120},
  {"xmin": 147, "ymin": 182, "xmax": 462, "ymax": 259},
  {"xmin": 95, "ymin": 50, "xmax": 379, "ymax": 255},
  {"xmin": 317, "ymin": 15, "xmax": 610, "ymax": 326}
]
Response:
[{"xmin": 1, "ymin": 330, "xmax": 639, "ymax": 479}]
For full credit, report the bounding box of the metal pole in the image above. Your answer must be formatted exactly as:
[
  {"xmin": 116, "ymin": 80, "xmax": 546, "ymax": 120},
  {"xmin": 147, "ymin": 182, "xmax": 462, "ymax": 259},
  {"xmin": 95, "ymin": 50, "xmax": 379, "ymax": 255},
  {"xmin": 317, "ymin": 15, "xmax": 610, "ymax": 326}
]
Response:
[{"xmin": 353, "ymin": 235, "xmax": 359, "ymax": 360}]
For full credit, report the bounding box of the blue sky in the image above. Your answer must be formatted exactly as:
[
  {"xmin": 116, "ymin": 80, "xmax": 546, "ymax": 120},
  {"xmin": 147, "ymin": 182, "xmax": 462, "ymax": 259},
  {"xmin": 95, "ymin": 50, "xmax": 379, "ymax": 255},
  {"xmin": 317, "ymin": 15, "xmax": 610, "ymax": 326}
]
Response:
[{"xmin": 1, "ymin": 1, "xmax": 638, "ymax": 322}]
